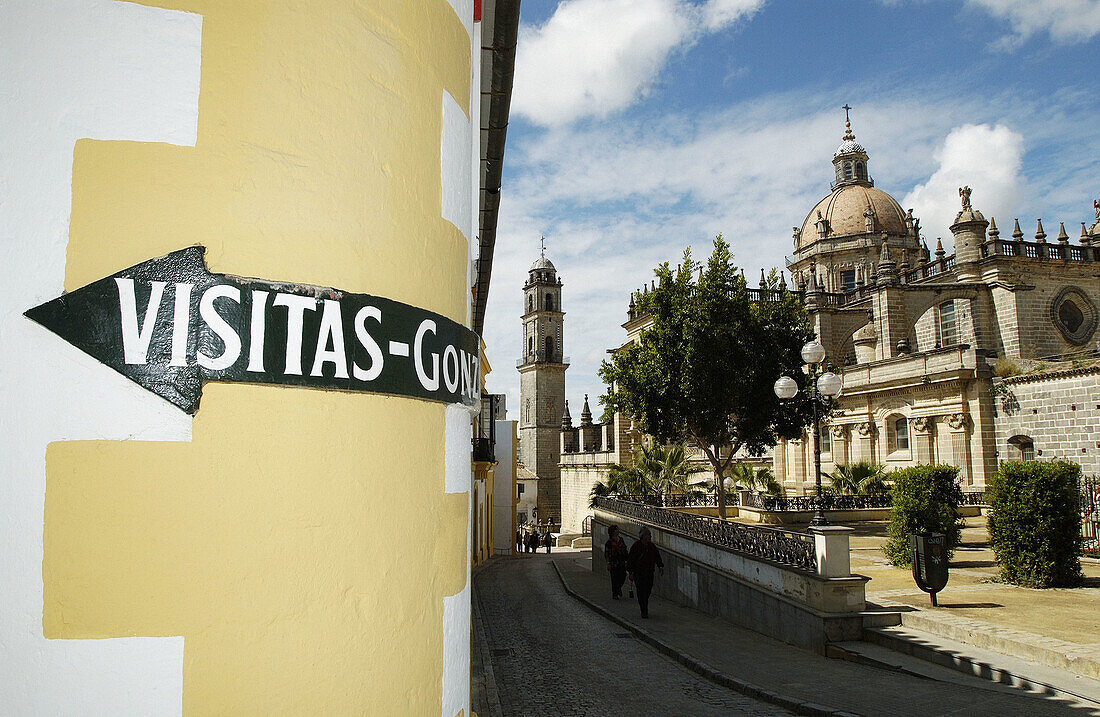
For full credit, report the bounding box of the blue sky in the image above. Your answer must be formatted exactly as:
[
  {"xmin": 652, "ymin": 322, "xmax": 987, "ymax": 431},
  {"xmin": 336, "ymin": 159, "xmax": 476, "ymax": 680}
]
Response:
[{"xmin": 482, "ymin": 0, "xmax": 1100, "ymax": 420}]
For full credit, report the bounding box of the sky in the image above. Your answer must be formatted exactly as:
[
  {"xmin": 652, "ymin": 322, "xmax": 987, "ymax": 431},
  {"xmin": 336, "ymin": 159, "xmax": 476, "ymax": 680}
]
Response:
[{"xmin": 482, "ymin": 0, "xmax": 1100, "ymax": 421}]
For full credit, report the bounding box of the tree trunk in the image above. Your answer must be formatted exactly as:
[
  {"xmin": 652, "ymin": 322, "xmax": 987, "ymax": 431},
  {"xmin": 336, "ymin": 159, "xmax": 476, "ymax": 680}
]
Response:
[{"xmin": 712, "ymin": 443, "xmax": 727, "ymax": 519}]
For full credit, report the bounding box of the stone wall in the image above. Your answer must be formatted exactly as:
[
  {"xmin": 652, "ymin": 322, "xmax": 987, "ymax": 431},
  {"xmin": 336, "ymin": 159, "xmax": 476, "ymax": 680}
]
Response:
[
  {"xmin": 592, "ymin": 511, "xmax": 867, "ymax": 653},
  {"xmin": 994, "ymin": 367, "xmax": 1100, "ymax": 475}
]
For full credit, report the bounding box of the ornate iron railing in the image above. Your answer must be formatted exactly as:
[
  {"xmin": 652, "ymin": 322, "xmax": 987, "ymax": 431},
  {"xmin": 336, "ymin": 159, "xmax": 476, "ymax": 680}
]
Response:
[
  {"xmin": 1082, "ymin": 477, "xmax": 1099, "ymax": 553},
  {"xmin": 614, "ymin": 493, "xmax": 719, "ymax": 507},
  {"xmin": 960, "ymin": 491, "xmax": 987, "ymax": 506},
  {"xmin": 594, "ymin": 497, "xmax": 817, "ymax": 573},
  {"xmin": 738, "ymin": 491, "xmax": 988, "ymax": 511}
]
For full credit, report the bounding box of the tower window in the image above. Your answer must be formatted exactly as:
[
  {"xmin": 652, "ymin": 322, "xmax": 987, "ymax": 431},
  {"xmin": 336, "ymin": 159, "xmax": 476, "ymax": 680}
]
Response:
[
  {"xmin": 528, "ymin": 336, "xmax": 533, "ymax": 354},
  {"xmin": 546, "ymin": 294, "xmax": 554, "ymax": 311},
  {"xmin": 545, "ymin": 336, "xmax": 554, "ymax": 360},
  {"xmin": 855, "ymin": 161, "xmax": 866, "ymax": 179},
  {"xmin": 527, "ymin": 296, "xmax": 532, "ymax": 312},
  {"xmin": 844, "ymin": 162, "xmax": 853, "ymax": 180}
]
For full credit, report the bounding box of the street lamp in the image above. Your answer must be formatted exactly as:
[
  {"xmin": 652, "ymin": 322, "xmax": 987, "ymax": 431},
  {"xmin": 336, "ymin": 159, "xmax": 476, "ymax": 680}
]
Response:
[{"xmin": 774, "ymin": 339, "xmax": 843, "ymax": 526}]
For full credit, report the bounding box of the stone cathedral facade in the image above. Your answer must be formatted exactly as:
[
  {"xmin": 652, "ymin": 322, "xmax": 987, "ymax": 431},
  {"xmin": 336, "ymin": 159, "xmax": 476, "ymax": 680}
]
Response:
[
  {"xmin": 517, "ymin": 251, "xmax": 569, "ymax": 528},
  {"xmin": 555, "ymin": 116, "xmax": 1100, "ymax": 534}
]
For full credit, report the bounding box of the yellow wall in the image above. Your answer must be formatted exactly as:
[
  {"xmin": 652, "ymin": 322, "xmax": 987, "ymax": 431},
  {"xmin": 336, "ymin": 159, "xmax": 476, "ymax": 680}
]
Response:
[{"xmin": 44, "ymin": 0, "xmax": 472, "ymax": 713}]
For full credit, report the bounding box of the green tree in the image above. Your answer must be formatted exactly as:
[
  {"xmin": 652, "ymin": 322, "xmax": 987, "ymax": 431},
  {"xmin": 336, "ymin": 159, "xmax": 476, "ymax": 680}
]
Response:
[
  {"xmin": 827, "ymin": 461, "xmax": 888, "ymax": 496},
  {"xmin": 600, "ymin": 236, "xmax": 813, "ymax": 518},
  {"xmin": 987, "ymin": 461, "xmax": 1083, "ymax": 588},
  {"xmin": 882, "ymin": 465, "xmax": 965, "ymax": 566},
  {"xmin": 588, "ymin": 443, "xmax": 706, "ymax": 507}
]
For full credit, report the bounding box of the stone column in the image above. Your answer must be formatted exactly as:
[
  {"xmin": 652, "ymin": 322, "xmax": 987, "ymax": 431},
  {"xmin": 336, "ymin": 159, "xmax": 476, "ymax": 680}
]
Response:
[
  {"xmin": 789, "ymin": 437, "xmax": 806, "ymax": 493},
  {"xmin": 947, "ymin": 413, "xmax": 973, "ymax": 485},
  {"xmin": 912, "ymin": 416, "xmax": 935, "ymax": 464},
  {"xmin": 831, "ymin": 425, "xmax": 849, "ymax": 465},
  {"xmin": 855, "ymin": 421, "xmax": 874, "ymax": 463},
  {"xmin": 774, "ymin": 438, "xmax": 788, "ymax": 483}
]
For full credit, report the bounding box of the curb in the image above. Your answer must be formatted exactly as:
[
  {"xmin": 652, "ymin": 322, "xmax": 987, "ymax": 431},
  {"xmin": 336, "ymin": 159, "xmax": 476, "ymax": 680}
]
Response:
[
  {"xmin": 470, "ymin": 580, "xmax": 505, "ymax": 717},
  {"xmin": 549, "ymin": 559, "xmax": 861, "ymax": 717}
]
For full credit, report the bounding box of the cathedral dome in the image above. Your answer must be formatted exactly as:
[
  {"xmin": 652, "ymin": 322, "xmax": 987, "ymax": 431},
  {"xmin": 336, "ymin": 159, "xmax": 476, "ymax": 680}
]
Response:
[{"xmin": 797, "ymin": 183, "xmax": 909, "ymax": 250}]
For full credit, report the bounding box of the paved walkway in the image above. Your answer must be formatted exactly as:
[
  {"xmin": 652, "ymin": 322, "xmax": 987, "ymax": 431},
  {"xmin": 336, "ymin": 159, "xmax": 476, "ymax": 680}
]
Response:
[
  {"xmin": 473, "ymin": 548, "xmax": 1100, "ymax": 716},
  {"xmin": 471, "ymin": 552, "xmax": 796, "ymax": 717}
]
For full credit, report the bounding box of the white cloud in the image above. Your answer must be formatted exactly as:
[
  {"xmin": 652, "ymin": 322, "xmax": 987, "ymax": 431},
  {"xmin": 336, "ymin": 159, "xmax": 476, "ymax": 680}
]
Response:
[
  {"xmin": 511, "ymin": 0, "xmax": 763, "ymax": 126},
  {"xmin": 968, "ymin": 0, "xmax": 1100, "ymax": 44},
  {"xmin": 901, "ymin": 123, "xmax": 1025, "ymax": 250}
]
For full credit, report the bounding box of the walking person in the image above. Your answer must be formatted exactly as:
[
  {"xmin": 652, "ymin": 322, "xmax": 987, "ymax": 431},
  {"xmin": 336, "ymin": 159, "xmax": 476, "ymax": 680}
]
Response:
[
  {"xmin": 543, "ymin": 530, "xmax": 552, "ymax": 554},
  {"xmin": 626, "ymin": 527, "xmax": 664, "ymax": 618},
  {"xmin": 604, "ymin": 525, "xmax": 629, "ymax": 599},
  {"xmin": 516, "ymin": 528, "xmax": 523, "ymax": 554}
]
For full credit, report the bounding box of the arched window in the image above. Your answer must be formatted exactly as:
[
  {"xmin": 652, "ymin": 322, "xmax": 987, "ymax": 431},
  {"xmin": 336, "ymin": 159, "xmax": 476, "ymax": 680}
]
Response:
[
  {"xmin": 1008, "ymin": 435, "xmax": 1035, "ymax": 462},
  {"xmin": 855, "ymin": 161, "xmax": 866, "ymax": 179},
  {"xmin": 527, "ymin": 295, "xmax": 532, "ymax": 312},
  {"xmin": 893, "ymin": 417, "xmax": 909, "ymax": 452},
  {"xmin": 844, "ymin": 162, "xmax": 853, "ymax": 180},
  {"xmin": 545, "ymin": 336, "xmax": 554, "ymax": 360},
  {"xmin": 546, "ymin": 294, "xmax": 554, "ymax": 311},
  {"xmin": 528, "ymin": 336, "xmax": 533, "ymax": 355},
  {"xmin": 884, "ymin": 413, "xmax": 910, "ymax": 453}
]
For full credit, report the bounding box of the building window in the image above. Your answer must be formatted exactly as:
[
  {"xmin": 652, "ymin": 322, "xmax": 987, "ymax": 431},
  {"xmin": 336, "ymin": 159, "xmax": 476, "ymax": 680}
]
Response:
[
  {"xmin": 893, "ymin": 417, "xmax": 909, "ymax": 452},
  {"xmin": 938, "ymin": 301, "xmax": 957, "ymax": 346},
  {"xmin": 528, "ymin": 336, "xmax": 533, "ymax": 354},
  {"xmin": 844, "ymin": 162, "xmax": 853, "ymax": 179},
  {"xmin": 841, "ymin": 269, "xmax": 856, "ymax": 291},
  {"xmin": 527, "ymin": 295, "xmax": 532, "ymax": 312},
  {"xmin": 546, "ymin": 294, "xmax": 554, "ymax": 311},
  {"xmin": 855, "ymin": 161, "xmax": 866, "ymax": 179},
  {"xmin": 819, "ymin": 428, "xmax": 832, "ymax": 454},
  {"xmin": 545, "ymin": 336, "xmax": 554, "ymax": 359},
  {"xmin": 1008, "ymin": 435, "xmax": 1034, "ymax": 462},
  {"xmin": 517, "ymin": 483, "xmax": 525, "ymax": 496}
]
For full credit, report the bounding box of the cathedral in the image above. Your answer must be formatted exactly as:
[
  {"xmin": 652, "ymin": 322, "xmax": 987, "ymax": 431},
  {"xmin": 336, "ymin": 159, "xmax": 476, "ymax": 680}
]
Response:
[{"xmin": 553, "ymin": 114, "xmax": 1100, "ymax": 535}]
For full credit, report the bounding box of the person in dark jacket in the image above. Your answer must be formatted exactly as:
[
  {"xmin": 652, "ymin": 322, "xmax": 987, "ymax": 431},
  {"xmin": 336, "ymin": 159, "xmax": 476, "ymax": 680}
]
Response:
[
  {"xmin": 543, "ymin": 531, "xmax": 552, "ymax": 554},
  {"xmin": 603, "ymin": 525, "xmax": 629, "ymax": 599},
  {"xmin": 626, "ymin": 527, "xmax": 664, "ymax": 618}
]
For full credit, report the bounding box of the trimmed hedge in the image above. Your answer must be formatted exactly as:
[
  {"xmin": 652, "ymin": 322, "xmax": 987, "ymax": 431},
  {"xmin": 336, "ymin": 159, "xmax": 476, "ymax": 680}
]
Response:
[
  {"xmin": 883, "ymin": 464, "xmax": 964, "ymax": 566},
  {"xmin": 987, "ymin": 461, "xmax": 1083, "ymax": 588}
]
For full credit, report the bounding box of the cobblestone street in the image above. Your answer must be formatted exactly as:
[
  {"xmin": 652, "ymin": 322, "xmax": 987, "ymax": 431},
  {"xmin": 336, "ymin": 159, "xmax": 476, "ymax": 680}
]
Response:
[{"xmin": 472, "ymin": 553, "xmax": 795, "ymax": 716}]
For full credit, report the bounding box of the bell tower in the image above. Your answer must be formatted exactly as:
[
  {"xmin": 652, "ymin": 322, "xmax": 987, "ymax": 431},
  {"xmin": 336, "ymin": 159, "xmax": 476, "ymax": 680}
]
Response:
[{"xmin": 518, "ymin": 240, "xmax": 568, "ymax": 528}]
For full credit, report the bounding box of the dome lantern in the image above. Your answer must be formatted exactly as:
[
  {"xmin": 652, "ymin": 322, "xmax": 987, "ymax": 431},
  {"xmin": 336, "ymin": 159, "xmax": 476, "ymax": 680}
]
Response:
[{"xmin": 832, "ymin": 105, "xmax": 871, "ymax": 188}]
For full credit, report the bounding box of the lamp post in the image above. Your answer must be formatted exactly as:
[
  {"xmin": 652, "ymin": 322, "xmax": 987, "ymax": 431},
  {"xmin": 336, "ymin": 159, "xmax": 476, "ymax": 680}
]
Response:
[{"xmin": 774, "ymin": 339, "xmax": 843, "ymax": 527}]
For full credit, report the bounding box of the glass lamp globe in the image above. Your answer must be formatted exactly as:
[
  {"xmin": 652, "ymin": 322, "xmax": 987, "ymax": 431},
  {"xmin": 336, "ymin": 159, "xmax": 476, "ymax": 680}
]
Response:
[
  {"xmin": 817, "ymin": 371, "xmax": 843, "ymax": 398},
  {"xmin": 773, "ymin": 375, "xmax": 798, "ymax": 400},
  {"xmin": 801, "ymin": 340, "xmax": 826, "ymax": 365}
]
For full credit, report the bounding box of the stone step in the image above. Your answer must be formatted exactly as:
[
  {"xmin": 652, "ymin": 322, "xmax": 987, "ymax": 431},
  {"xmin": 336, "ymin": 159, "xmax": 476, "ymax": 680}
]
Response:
[
  {"xmin": 570, "ymin": 537, "xmax": 592, "ymax": 549},
  {"xmin": 836, "ymin": 624, "xmax": 1100, "ymax": 708}
]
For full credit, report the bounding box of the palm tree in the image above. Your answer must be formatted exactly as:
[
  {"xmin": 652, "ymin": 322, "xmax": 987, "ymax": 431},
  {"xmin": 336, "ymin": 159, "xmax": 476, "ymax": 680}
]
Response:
[
  {"xmin": 588, "ymin": 443, "xmax": 705, "ymax": 506},
  {"xmin": 730, "ymin": 463, "xmax": 785, "ymax": 497},
  {"xmin": 827, "ymin": 461, "xmax": 888, "ymax": 496}
]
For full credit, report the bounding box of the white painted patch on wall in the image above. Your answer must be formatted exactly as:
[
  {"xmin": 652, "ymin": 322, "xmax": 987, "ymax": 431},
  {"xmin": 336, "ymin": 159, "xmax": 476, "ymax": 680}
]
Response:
[
  {"xmin": 444, "ymin": 0, "xmax": 474, "ymax": 36},
  {"xmin": 441, "ymin": 581, "xmax": 472, "ymax": 717},
  {"xmin": 0, "ymin": 1, "xmax": 201, "ymax": 713},
  {"xmin": 440, "ymin": 91, "xmax": 472, "ymax": 245},
  {"xmin": 677, "ymin": 563, "xmax": 699, "ymax": 604}
]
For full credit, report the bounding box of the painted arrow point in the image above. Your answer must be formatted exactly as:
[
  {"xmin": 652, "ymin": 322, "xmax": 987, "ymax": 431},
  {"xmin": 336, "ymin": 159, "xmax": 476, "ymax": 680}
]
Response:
[
  {"xmin": 25, "ymin": 246, "xmax": 481, "ymax": 414},
  {"xmin": 25, "ymin": 247, "xmax": 212, "ymax": 413}
]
